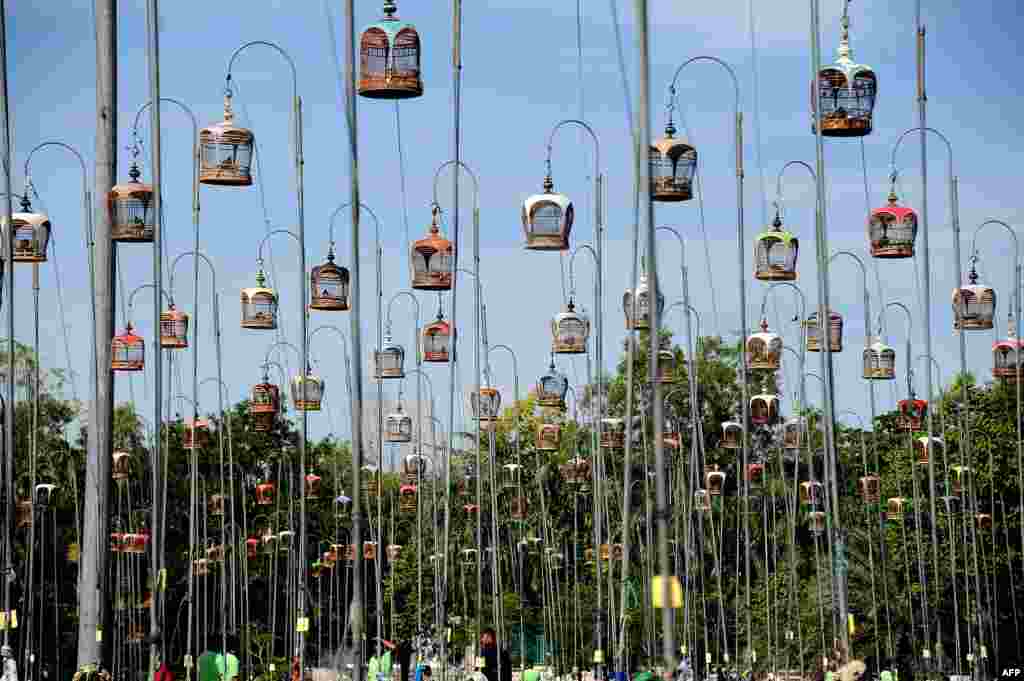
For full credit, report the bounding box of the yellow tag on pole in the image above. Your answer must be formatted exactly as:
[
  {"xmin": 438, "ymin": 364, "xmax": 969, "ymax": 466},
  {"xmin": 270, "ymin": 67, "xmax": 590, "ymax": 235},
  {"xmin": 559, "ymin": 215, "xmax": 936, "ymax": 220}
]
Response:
[
  {"xmin": 297, "ymin": 618, "xmax": 309, "ymax": 633},
  {"xmin": 96, "ymin": 627, "xmax": 103, "ymax": 642},
  {"xmin": 651, "ymin": 576, "xmax": 683, "ymax": 608},
  {"xmin": 159, "ymin": 569, "xmax": 168, "ymax": 591},
  {"xmin": 593, "ymin": 650, "xmax": 605, "ymax": 664},
  {"xmin": 0, "ymin": 612, "xmax": 7, "ymax": 630},
  {"xmin": 848, "ymin": 614, "xmax": 855, "ymax": 635},
  {"xmin": 9, "ymin": 611, "xmax": 16, "ymax": 629}
]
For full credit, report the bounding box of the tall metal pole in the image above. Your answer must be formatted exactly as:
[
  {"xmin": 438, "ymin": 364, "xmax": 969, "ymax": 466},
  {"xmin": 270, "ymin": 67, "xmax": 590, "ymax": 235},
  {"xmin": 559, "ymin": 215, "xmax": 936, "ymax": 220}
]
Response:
[
  {"xmin": 808, "ymin": 0, "xmax": 847, "ymax": 654},
  {"xmin": 79, "ymin": 0, "xmax": 116, "ymax": 668}
]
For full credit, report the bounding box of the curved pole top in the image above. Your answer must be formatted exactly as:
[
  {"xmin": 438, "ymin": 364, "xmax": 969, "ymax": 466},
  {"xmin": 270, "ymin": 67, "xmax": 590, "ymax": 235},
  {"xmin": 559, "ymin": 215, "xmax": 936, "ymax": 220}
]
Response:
[
  {"xmin": 307, "ymin": 324, "xmax": 350, "ymax": 353},
  {"xmin": 386, "ymin": 290, "xmax": 421, "ymax": 326},
  {"xmin": 568, "ymin": 244, "xmax": 598, "ymax": 297},
  {"xmin": 328, "ymin": 201, "xmax": 381, "ymax": 248},
  {"xmin": 836, "ymin": 409, "xmax": 865, "ymax": 429},
  {"xmin": 264, "ymin": 340, "xmax": 302, "ymax": 367},
  {"xmin": 132, "ymin": 97, "xmax": 199, "ymax": 133},
  {"xmin": 829, "ymin": 250, "xmax": 867, "ymax": 275},
  {"xmin": 170, "ymin": 250, "xmax": 218, "ymax": 294},
  {"xmin": 775, "ymin": 160, "xmax": 817, "ymax": 217},
  {"xmin": 431, "ymin": 160, "xmax": 480, "ymax": 208},
  {"xmin": 668, "ymin": 56, "xmax": 741, "ymax": 113},
  {"xmin": 256, "ymin": 228, "xmax": 301, "ymax": 264},
  {"xmin": 971, "ymin": 219, "xmax": 1019, "ymax": 264},
  {"xmin": 762, "ymin": 281, "xmax": 807, "ymax": 318},
  {"xmin": 544, "ymin": 119, "xmax": 601, "ymax": 171},
  {"xmin": 402, "ymin": 367, "xmax": 436, "ymax": 395},
  {"xmin": 804, "ymin": 371, "xmax": 825, "ymax": 387},
  {"xmin": 890, "ymin": 126, "xmax": 953, "ymax": 170},
  {"xmin": 173, "ymin": 393, "xmax": 200, "ymax": 415},
  {"xmin": 261, "ymin": 359, "xmax": 288, "ymax": 383},
  {"xmin": 915, "ymin": 353, "xmax": 943, "ymax": 384},
  {"xmin": 127, "ymin": 283, "xmax": 172, "ymax": 314},
  {"xmin": 23, "ymin": 141, "xmax": 89, "ymax": 180},
  {"xmin": 225, "ymin": 41, "xmax": 298, "ymax": 98},
  {"xmin": 199, "ymin": 376, "xmax": 232, "ymax": 402},
  {"xmin": 656, "ymin": 225, "xmax": 686, "ymax": 247},
  {"xmin": 881, "ymin": 301, "xmax": 913, "ymax": 338}
]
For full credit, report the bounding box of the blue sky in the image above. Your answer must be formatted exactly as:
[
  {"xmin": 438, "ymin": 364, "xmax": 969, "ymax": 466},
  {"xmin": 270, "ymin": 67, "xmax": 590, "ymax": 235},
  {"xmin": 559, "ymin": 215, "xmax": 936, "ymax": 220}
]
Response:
[{"xmin": 7, "ymin": 0, "xmax": 1024, "ymax": 446}]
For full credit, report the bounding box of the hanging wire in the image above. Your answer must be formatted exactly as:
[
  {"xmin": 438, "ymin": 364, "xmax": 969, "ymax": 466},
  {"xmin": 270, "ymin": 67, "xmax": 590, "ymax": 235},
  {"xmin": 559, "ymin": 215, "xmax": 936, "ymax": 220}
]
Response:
[
  {"xmin": 394, "ymin": 103, "xmax": 413, "ymax": 287},
  {"xmin": 746, "ymin": 0, "xmax": 769, "ymax": 229}
]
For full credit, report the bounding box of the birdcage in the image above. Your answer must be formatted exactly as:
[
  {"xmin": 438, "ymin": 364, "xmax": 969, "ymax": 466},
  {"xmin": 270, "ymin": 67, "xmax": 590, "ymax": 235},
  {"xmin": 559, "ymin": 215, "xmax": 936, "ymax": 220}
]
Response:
[
  {"xmin": 650, "ymin": 123, "xmax": 697, "ymax": 202},
  {"xmin": 601, "ymin": 418, "xmax": 625, "ymax": 450},
  {"xmin": 886, "ymin": 497, "xmax": 908, "ymax": 521},
  {"xmin": 745, "ymin": 463, "xmax": 765, "ymax": 490},
  {"xmin": 993, "ymin": 333, "xmax": 1022, "ymax": 383},
  {"xmin": 721, "ymin": 421, "xmax": 743, "ymax": 450},
  {"xmin": 976, "ymin": 513, "xmax": 993, "ymax": 531},
  {"xmin": 109, "ymin": 161, "xmax": 155, "ymax": 242},
  {"xmin": 536, "ymin": 423, "xmax": 561, "ymax": 452},
  {"xmin": 7, "ymin": 197, "xmax": 51, "ymax": 262},
  {"xmin": 937, "ymin": 495, "xmax": 961, "ymax": 518},
  {"xmin": 250, "ymin": 378, "xmax": 280, "ymax": 431},
  {"xmin": 291, "ymin": 369, "xmax": 324, "ymax": 411},
  {"xmin": 750, "ymin": 393, "xmax": 779, "ymax": 426},
  {"xmin": 199, "ymin": 92, "xmax": 254, "ymax": 186},
  {"xmin": 800, "ymin": 481, "xmax": 823, "ymax": 508},
  {"xmin": 241, "ymin": 271, "xmax": 278, "ymax": 330},
  {"xmin": 898, "ymin": 398, "xmax": 927, "ymax": 432},
  {"xmin": 501, "ymin": 463, "xmax": 522, "ymax": 490},
  {"xmin": 108, "ymin": 531, "xmax": 125, "ymax": 553},
  {"xmin": 460, "ymin": 548, "xmax": 478, "ymax": 567},
  {"xmin": 386, "ymin": 544, "xmax": 403, "ymax": 563},
  {"xmin": 305, "ymin": 472, "xmax": 322, "ymax": 499},
  {"xmin": 399, "ymin": 484, "xmax": 418, "ymax": 513},
  {"xmin": 952, "ymin": 264, "xmax": 996, "ymax": 331},
  {"xmin": 183, "ymin": 418, "xmax": 210, "ymax": 450},
  {"xmin": 599, "ymin": 544, "xmax": 611, "ymax": 561},
  {"xmin": 208, "ymin": 494, "xmax": 227, "ymax": 516},
  {"xmin": 535, "ymin": 362, "xmax": 568, "ymax": 410},
  {"xmin": 611, "ymin": 544, "xmax": 625, "ymax": 561},
  {"xmin": 363, "ymin": 465, "xmax": 382, "ymax": 498},
  {"xmin": 246, "ymin": 537, "xmax": 260, "ymax": 560},
  {"xmin": 34, "ymin": 483, "xmax": 57, "ymax": 508},
  {"xmin": 807, "ymin": 511, "xmax": 827, "ymax": 536},
  {"xmin": 552, "ymin": 299, "xmax": 590, "ymax": 354},
  {"xmin": 128, "ymin": 623, "xmax": 147, "ymax": 643},
  {"xmin": 862, "ymin": 338, "xmax": 896, "ymax": 380},
  {"xmin": 277, "ymin": 530, "xmax": 294, "ymax": 553},
  {"xmin": 157, "ymin": 304, "xmax": 189, "ymax": 349},
  {"xmin": 374, "ymin": 332, "xmax": 406, "ymax": 379},
  {"xmin": 385, "ymin": 404, "xmax": 413, "ymax": 442},
  {"xmin": 112, "ymin": 451, "xmax": 132, "ymax": 481},
  {"xmin": 813, "ymin": 22, "xmax": 876, "ymax": 137},
  {"xmin": 401, "ymin": 454, "xmax": 427, "ymax": 484},
  {"xmin": 358, "ymin": 0, "xmax": 422, "ymax": 99},
  {"xmin": 805, "ymin": 310, "xmax": 843, "ymax": 353},
  {"xmin": 206, "ymin": 542, "xmax": 226, "ymax": 562},
  {"xmin": 858, "ymin": 475, "xmax": 880, "ymax": 505},
  {"xmin": 694, "ymin": 489, "xmax": 711, "ymax": 513},
  {"xmin": 310, "ymin": 250, "xmax": 351, "ymax": 311},
  {"xmin": 463, "ymin": 503, "xmax": 480, "ymax": 514},
  {"xmin": 623, "ymin": 270, "xmax": 664, "ymax": 331},
  {"xmin": 753, "ymin": 213, "xmax": 799, "ymax": 281},
  {"xmin": 746, "ymin": 319, "xmax": 782, "ymax": 371},
  {"xmin": 422, "ymin": 313, "xmax": 451, "ymax": 362},
  {"xmin": 193, "ymin": 558, "xmax": 211, "ymax": 577},
  {"xmin": 782, "ymin": 418, "xmax": 803, "ymax": 450},
  {"xmin": 471, "ymin": 386, "xmax": 501, "ymax": 427},
  {"xmin": 653, "ymin": 346, "xmax": 677, "ymax": 384},
  {"xmin": 868, "ymin": 189, "xmax": 917, "ymax": 259},
  {"xmin": 111, "ymin": 325, "xmax": 145, "ymax": 371},
  {"xmin": 951, "ymin": 465, "xmax": 972, "ymax": 496},
  {"xmin": 510, "ymin": 495, "xmax": 529, "ymax": 520},
  {"xmin": 914, "ymin": 436, "xmax": 943, "ymax": 468},
  {"xmin": 255, "ymin": 482, "xmax": 276, "ymax": 506},
  {"xmin": 704, "ymin": 465, "xmax": 726, "ymax": 496},
  {"xmin": 411, "ymin": 205, "xmax": 454, "ymax": 289},
  {"xmin": 522, "ymin": 174, "xmax": 573, "ymax": 251}
]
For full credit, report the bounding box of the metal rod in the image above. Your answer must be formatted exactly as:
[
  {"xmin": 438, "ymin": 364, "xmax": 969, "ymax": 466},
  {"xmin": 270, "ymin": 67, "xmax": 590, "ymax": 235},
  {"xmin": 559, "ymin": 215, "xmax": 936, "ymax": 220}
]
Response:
[{"xmin": 0, "ymin": 2, "xmax": 12, "ymax": 648}]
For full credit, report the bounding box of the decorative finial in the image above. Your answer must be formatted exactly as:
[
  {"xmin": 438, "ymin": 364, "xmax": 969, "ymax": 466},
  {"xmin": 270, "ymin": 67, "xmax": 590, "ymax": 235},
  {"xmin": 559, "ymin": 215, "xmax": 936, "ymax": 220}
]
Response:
[
  {"xmin": 1009, "ymin": 311, "xmax": 1017, "ymax": 339},
  {"xmin": 430, "ymin": 204, "xmax": 441, "ymax": 233},
  {"xmin": 760, "ymin": 318, "xmax": 769, "ymax": 333},
  {"xmin": 383, "ymin": 0, "xmax": 398, "ymax": 18},
  {"xmin": 566, "ymin": 297, "xmax": 575, "ymax": 312},
  {"xmin": 256, "ymin": 267, "xmax": 266, "ymax": 288},
  {"xmin": 326, "ymin": 242, "xmax": 336, "ymax": 262},
  {"xmin": 887, "ymin": 169, "xmax": 899, "ymax": 205},
  {"xmin": 968, "ymin": 254, "xmax": 979, "ymax": 285},
  {"xmin": 771, "ymin": 202, "xmax": 783, "ymax": 230},
  {"xmin": 129, "ymin": 162, "xmax": 141, "ymax": 183},
  {"xmin": 223, "ymin": 85, "xmax": 235, "ymax": 124},
  {"xmin": 543, "ymin": 174, "xmax": 554, "ymax": 194},
  {"xmin": 664, "ymin": 120, "xmax": 676, "ymax": 138},
  {"xmin": 19, "ymin": 194, "xmax": 31, "ymax": 212}
]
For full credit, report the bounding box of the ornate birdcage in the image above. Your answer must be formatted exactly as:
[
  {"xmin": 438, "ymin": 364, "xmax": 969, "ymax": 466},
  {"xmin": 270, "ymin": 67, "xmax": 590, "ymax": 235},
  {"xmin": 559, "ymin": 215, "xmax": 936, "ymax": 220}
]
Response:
[
  {"xmin": 358, "ymin": 0, "xmax": 422, "ymax": 99},
  {"xmin": 510, "ymin": 495, "xmax": 529, "ymax": 520},
  {"xmin": 721, "ymin": 421, "xmax": 743, "ymax": 449},
  {"xmin": 422, "ymin": 312, "xmax": 451, "ymax": 362},
  {"xmin": 249, "ymin": 376, "xmax": 280, "ymax": 432},
  {"xmin": 746, "ymin": 319, "xmax": 782, "ymax": 371},
  {"xmin": 750, "ymin": 392, "xmax": 779, "ymax": 426},
  {"xmin": 704, "ymin": 465, "xmax": 726, "ymax": 496},
  {"xmin": 109, "ymin": 531, "xmax": 124, "ymax": 553},
  {"xmin": 305, "ymin": 471, "xmax": 322, "ymax": 499},
  {"xmin": 208, "ymin": 494, "xmax": 227, "ymax": 516},
  {"xmin": 807, "ymin": 511, "xmax": 827, "ymax": 536},
  {"xmin": 800, "ymin": 480, "xmax": 823, "ymax": 508},
  {"xmin": 753, "ymin": 212, "xmax": 799, "ymax": 281},
  {"xmin": 401, "ymin": 453, "xmax": 427, "ymax": 484},
  {"xmin": 914, "ymin": 436, "xmax": 943, "ymax": 467},
  {"xmin": 291, "ymin": 368, "xmax": 324, "ymax": 412},
  {"xmin": 125, "ymin": 530, "xmax": 150, "ymax": 555},
  {"xmin": 34, "ymin": 483, "xmax": 57, "ymax": 508},
  {"xmin": 522, "ymin": 173, "xmax": 573, "ymax": 251},
  {"xmin": 746, "ymin": 463, "xmax": 765, "ymax": 490},
  {"xmin": 159, "ymin": 304, "xmax": 189, "ymax": 349},
  {"xmin": 952, "ymin": 258, "xmax": 996, "ymax": 331},
  {"xmin": 112, "ymin": 451, "xmax": 132, "ymax": 481},
  {"xmin": 111, "ymin": 325, "xmax": 145, "ymax": 371},
  {"xmin": 601, "ymin": 418, "xmax": 624, "ymax": 450},
  {"xmin": 184, "ymin": 418, "xmax": 211, "ymax": 450},
  {"xmin": 199, "ymin": 91, "xmax": 254, "ymax": 186},
  {"xmin": 886, "ymin": 496, "xmax": 908, "ymax": 522},
  {"xmin": 255, "ymin": 481, "xmax": 276, "ymax": 506},
  {"xmin": 374, "ymin": 331, "xmax": 406, "ymax": 379},
  {"xmin": 813, "ymin": 13, "xmax": 876, "ymax": 137},
  {"xmin": 536, "ymin": 422, "xmax": 561, "ymax": 452},
  {"xmin": 206, "ymin": 542, "xmax": 226, "ymax": 562},
  {"xmin": 993, "ymin": 320, "xmax": 1022, "ymax": 383},
  {"xmin": 869, "ymin": 184, "xmax": 917, "ymax": 259},
  {"xmin": 501, "ymin": 463, "xmax": 522, "ymax": 490},
  {"xmin": 385, "ymin": 403, "xmax": 413, "ymax": 443},
  {"xmin": 653, "ymin": 344, "xmax": 677, "ymax": 384},
  {"xmin": 411, "ymin": 205, "xmax": 453, "ymax": 290},
  {"xmin": 246, "ymin": 537, "xmax": 260, "ymax": 560},
  {"xmin": 470, "ymin": 386, "xmax": 501, "ymax": 427},
  {"xmin": 782, "ymin": 417, "xmax": 803, "ymax": 450},
  {"xmin": 650, "ymin": 121, "xmax": 697, "ymax": 202},
  {"xmin": 976, "ymin": 513, "xmax": 993, "ymax": 532},
  {"xmin": 858, "ymin": 475, "xmax": 880, "ymax": 505},
  {"xmin": 694, "ymin": 489, "xmax": 711, "ymax": 513},
  {"xmin": 241, "ymin": 269, "xmax": 278, "ymax": 330},
  {"xmin": 192, "ymin": 558, "xmax": 211, "ymax": 577},
  {"xmin": 564, "ymin": 457, "xmax": 592, "ymax": 487},
  {"xmin": 460, "ymin": 548, "xmax": 478, "ymax": 567},
  {"xmin": 805, "ymin": 310, "xmax": 843, "ymax": 353},
  {"xmin": 611, "ymin": 544, "xmax": 625, "ymax": 561},
  {"xmin": 386, "ymin": 544, "xmax": 403, "ymax": 562},
  {"xmin": 897, "ymin": 397, "xmax": 927, "ymax": 432},
  {"xmin": 362, "ymin": 464, "xmax": 382, "ymax": 498},
  {"xmin": 951, "ymin": 465, "xmax": 972, "ymax": 495},
  {"xmin": 623, "ymin": 268, "xmax": 664, "ymax": 331},
  {"xmin": 551, "ymin": 298, "xmax": 590, "ymax": 354},
  {"xmin": 535, "ymin": 361, "xmax": 568, "ymax": 411},
  {"xmin": 599, "ymin": 544, "xmax": 611, "ymax": 561},
  {"xmin": 109, "ymin": 157, "xmax": 154, "ymax": 243},
  {"xmin": 7, "ymin": 196, "xmax": 51, "ymax": 262},
  {"xmin": 310, "ymin": 248, "xmax": 351, "ymax": 311},
  {"xmin": 862, "ymin": 337, "xmax": 896, "ymax": 380},
  {"xmin": 399, "ymin": 484, "xmax": 417, "ymax": 513}
]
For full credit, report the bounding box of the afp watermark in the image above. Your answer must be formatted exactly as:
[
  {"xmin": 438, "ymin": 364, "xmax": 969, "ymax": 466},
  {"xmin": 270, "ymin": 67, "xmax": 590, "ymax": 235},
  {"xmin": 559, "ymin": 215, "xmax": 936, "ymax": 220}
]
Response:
[{"xmin": 1001, "ymin": 669, "xmax": 1023, "ymax": 677}]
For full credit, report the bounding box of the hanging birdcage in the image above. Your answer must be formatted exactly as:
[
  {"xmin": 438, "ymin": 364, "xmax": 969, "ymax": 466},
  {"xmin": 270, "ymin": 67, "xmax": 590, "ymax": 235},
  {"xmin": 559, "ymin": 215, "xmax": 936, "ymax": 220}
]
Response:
[
  {"xmin": 807, "ymin": 511, "xmax": 827, "ymax": 536},
  {"xmin": 374, "ymin": 332, "xmax": 406, "ymax": 379},
  {"xmin": 112, "ymin": 451, "xmax": 132, "ymax": 481},
  {"xmin": 460, "ymin": 548, "xmax": 478, "ymax": 567},
  {"xmin": 782, "ymin": 418, "xmax": 803, "ymax": 450},
  {"xmin": 600, "ymin": 418, "xmax": 624, "ymax": 450},
  {"xmin": 277, "ymin": 530, "xmax": 295, "ymax": 553},
  {"xmin": 255, "ymin": 482, "xmax": 276, "ymax": 506},
  {"xmin": 750, "ymin": 392, "xmax": 779, "ymax": 426},
  {"xmin": 193, "ymin": 558, "xmax": 211, "ymax": 577},
  {"xmin": 560, "ymin": 457, "xmax": 591, "ymax": 487},
  {"xmin": 599, "ymin": 544, "xmax": 611, "ymax": 561},
  {"xmin": 208, "ymin": 494, "xmax": 227, "ymax": 516},
  {"xmin": 470, "ymin": 386, "xmax": 501, "ymax": 427},
  {"xmin": 858, "ymin": 475, "xmax": 880, "ymax": 505},
  {"xmin": 291, "ymin": 368, "xmax": 324, "ymax": 412},
  {"xmin": 976, "ymin": 513, "xmax": 993, "ymax": 532},
  {"xmin": 704, "ymin": 465, "xmax": 726, "ymax": 496},
  {"xmin": 869, "ymin": 186, "xmax": 917, "ymax": 259},
  {"xmin": 206, "ymin": 542, "xmax": 226, "ymax": 562},
  {"xmin": 358, "ymin": 0, "xmax": 422, "ymax": 99},
  {"xmin": 813, "ymin": 15, "xmax": 876, "ymax": 137},
  {"xmin": 650, "ymin": 122, "xmax": 697, "ymax": 202},
  {"xmin": 399, "ymin": 484, "xmax": 418, "ymax": 513},
  {"xmin": 653, "ymin": 345, "xmax": 678, "ymax": 384},
  {"xmin": 362, "ymin": 465, "xmax": 382, "ymax": 498},
  {"xmin": 623, "ymin": 269, "xmax": 664, "ymax": 331},
  {"xmin": 522, "ymin": 173, "xmax": 573, "ymax": 251},
  {"xmin": 951, "ymin": 465, "xmax": 972, "ymax": 495},
  {"xmin": 694, "ymin": 489, "xmax": 711, "ymax": 513},
  {"xmin": 721, "ymin": 421, "xmax": 743, "ymax": 449},
  {"xmin": 411, "ymin": 205, "xmax": 453, "ymax": 290},
  {"xmin": 6, "ymin": 196, "xmax": 51, "ymax": 263},
  {"xmin": 993, "ymin": 324, "xmax": 1022, "ymax": 383},
  {"xmin": 746, "ymin": 319, "xmax": 782, "ymax": 371},
  {"xmin": 422, "ymin": 313, "xmax": 451, "ymax": 362},
  {"xmin": 953, "ymin": 259, "xmax": 996, "ymax": 331},
  {"xmin": 199, "ymin": 92, "xmax": 254, "ymax": 186},
  {"xmin": 914, "ymin": 436, "xmax": 944, "ymax": 468},
  {"xmin": 184, "ymin": 418, "xmax": 211, "ymax": 450},
  {"xmin": 886, "ymin": 497, "xmax": 908, "ymax": 523},
  {"xmin": 536, "ymin": 422, "xmax": 561, "ymax": 452},
  {"xmin": 250, "ymin": 377, "xmax": 280, "ymax": 432},
  {"xmin": 896, "ymin": 397, "xmax": 927, "ymax": 431},
  {"xmin": 109, "ymin": 160, "xmax": 154, "ymax": 242},
  {"xmin": 745, "ymin": 463, "xmax": 765, "ymax": 490},
  {"xmin": 310, "ymin": 248, "xmax": 351, "ymax": 311},
  {"xmin": 535, "ymin": 361, "xmax": 568, "ymax": 410},
  {"xmin": 305, "ymin": 471, "xmax": 322, "ymax": 499},
  {"xmin": 800, "ymin": 480, "xmax": 823, "ymax": 507},
  {"xmin": 502, "ymin": 463, "xmax": 522, "ymax": 490},
  {"xmin": 34, "ymin": 483, "xmax": 56, "ymax": 508},
  {"xmin": 611, "ymin": 544, "xmax": 625, "ymax": 561},
  {"xmin": 401, "ymin": 453, "xmax": 427, "ymax": 484},
  {"xmin": 246, "ymin": 537, "xmax": 260, "ymax": 560},
  {"xmin": 386, "ymin": 544, "xmax": 403, "ymax": 562},
  {"xmin": 551, "ymin": 299, "xmax": 590, "ymax": 354},
  {"xmin": 159, "ymin": 304, "xmax": 189, "ymax": 349},
  {"xmin": 109, "ymin": 532, "xmax": 124, "ymax": 553},
  {"xmin": 753, "ymin": 212, "xmax": 799, "ymax": 281},
  {"xmin": 805, "ymin": 310, "xmax": 843, "ymax": 353},
  {"xmin": 385, "ymin": 403, "xmax": 413, "ymax": 442},
  {"xmin": 510, "ymin": 495, "xmax": 529, "ymax": 520},
  {"xmin": 240, "ymin": 269, "xmax": 278, "ymax": 330},
  {"xmin": 111, "ymin": 325, "xmax": 145, "ymax": 371},
  {"xmin": 862, "ymin": 338, "xmax": 896, "ymax": 380}
]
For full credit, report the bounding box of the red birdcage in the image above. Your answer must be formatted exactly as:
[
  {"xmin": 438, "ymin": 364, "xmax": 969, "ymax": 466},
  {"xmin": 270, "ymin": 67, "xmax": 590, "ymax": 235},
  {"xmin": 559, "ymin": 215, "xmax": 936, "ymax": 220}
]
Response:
[
  {"xmin": 422, "ymin": 313, "xmax": 451, "ymax": 362},
  {"xmin": 411, "ymin": 205, "xmax": 453, "ymax": 290},
  {"xmin": 898, "ymin": 398, "xmax": 927, "ymax": 432},
  {"xmin": 358, "ymin": 0, "xmax": 423, "ymax": 99},
  {"xmin": 111, "ymin": 325, "xmax": 145, "ymax": 371},
  {"xmin": 255, "ymin": 482, "xmax": 276, "ymax": 506},
  {"xmin": 159, "ymin": 304, "xmax": 189, "ymax": 349}
]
